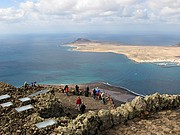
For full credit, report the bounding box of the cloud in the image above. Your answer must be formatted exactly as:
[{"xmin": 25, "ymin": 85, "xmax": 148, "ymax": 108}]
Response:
[
  {"xmin": 0, "ymin": 0, "xmax": 179, "ymax": 33},
  {"xmin": 0, "ymin": 8, "xmax": 24, "ymax": 22},
  {"xmin": 2, "ymin": 0, "xmax": 180, "ymax": 23},
  {"xmin": 147, "ymin": 0, "xmax": 180, "ymax": 22}
]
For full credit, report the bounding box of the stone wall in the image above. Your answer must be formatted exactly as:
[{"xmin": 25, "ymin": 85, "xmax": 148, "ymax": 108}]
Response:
[{"xmin": 55, "ymin": 93, "xmax": 180, "ymax": 135}]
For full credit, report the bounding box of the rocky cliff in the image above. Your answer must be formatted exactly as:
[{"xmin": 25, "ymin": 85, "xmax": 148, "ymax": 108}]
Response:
[
  {"xmin": 54, "ymin": 93, "xmax": 180, "ymax": 135},
  {"xmin": 0, "ymin": 82, "xmax": 179, "ymax": 135}
]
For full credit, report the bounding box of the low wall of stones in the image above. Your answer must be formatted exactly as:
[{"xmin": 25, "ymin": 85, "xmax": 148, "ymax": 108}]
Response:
[{"xmin": 56, "ymin": 93, "xmax": 180, "ymax": 135}]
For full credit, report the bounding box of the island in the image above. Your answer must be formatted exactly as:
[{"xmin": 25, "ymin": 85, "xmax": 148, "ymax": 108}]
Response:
[{"xmin": 67, "ymin": 38, "xmax": 180, "ymax": 67}]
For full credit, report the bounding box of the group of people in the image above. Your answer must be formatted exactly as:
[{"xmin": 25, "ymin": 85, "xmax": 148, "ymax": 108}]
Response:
[
  {"xmin": 24, "ymin": 81, "xmax": 37, "ymax": 89},
  {"xmin": 61, "ymin": 85, "xmax": 107, "ymax": 114},
  {"xmin": 76, "ymin": 96, "xmax": 86, "ymax": 114},
  {"xmin": 93, "ymin": 87, "xmax": 106, "ymax": 104},
  {"xmin": 63, "ymin": 85, "xmax": 90, "ymax": 97}
]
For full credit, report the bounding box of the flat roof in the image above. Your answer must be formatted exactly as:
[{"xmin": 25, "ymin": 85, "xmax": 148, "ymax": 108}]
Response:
[
  {"xmin": 28, "ymin": 90, "xmax": 49, "ymax": 97},
  {"xmin": 19, "ymin": 97, "xmax": 31, "ymax": 102},
  {"xmin": 15, "ymin": 104, "xmax": 33, "ymax": 112},
  {"xmin": 35, "ymin": 119, "xmax": 57, "ymax": 129},
  {"xmin": 0, "ymin": 94, "xmax": 11, "ymax": 100},
  {"xmin": 0, "ymin": 102, "xmax": 13, "ymax": 107}
]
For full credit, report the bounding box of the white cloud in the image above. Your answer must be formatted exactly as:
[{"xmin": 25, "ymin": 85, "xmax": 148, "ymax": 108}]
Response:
[
  {"xmin": 3, "ymin": 0, "xmax": 180, "ymax": 23},
  {"xmin": 147, "ymin": 0, "xmax": 180, "ymax": 22},
  {"xmin": 0, "ymin": 8, "xmax": 24, "ymax": 22},
  {"xmin": 0, "ymin": 0, "xmax": 179, "ymax": 33}
]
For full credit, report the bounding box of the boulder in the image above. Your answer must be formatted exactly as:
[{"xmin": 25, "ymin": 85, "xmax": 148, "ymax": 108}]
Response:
[
  {"xmin": 98, "ymin": 109, "xmax": 113, "ymax": 131},
  {"xmin": 123, "ymin": 102, "xmax": 135, "ymax": 119},
  {"xmin": 159, "ymin": 94, "xmax": 170, "ymax": 109},
  {"xmin": 70, "ymin": 111, "xmax": 100, "ymax": 135},
  {"xmin": 110, "ymin": 109, "xmax": 126, "ymax": 125},
  {"xmin": 83, "ymin": 111, "xmax": 100, "ymax": 135},
  {"xmin": 166, "ymin": 95, "xmax": 180, "ymax": 109},
  {"xmin": 130, "ymin": 96, "xmax": 147, "ymax": 117},
  {"xmin": 116, "ymin": 105, "xmax": 129, "ymax": 121},
  {"xmin": 145, "ymin": 93, "xmax": 161, "ymax": 112},
  {"xmin": 56, "ymin": 126, "xmax": 75, "ymax": 135}
]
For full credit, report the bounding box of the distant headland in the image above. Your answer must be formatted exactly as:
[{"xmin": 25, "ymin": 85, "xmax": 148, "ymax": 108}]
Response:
[
  {"xmin": 67, "ymin": 38, "xmax": 180, "ymax": 67},
  {"xmin": 72, "ymin": 38, "xmax": 92, "ymax": 43},
  {"xmin": 175, "ymin": 43, "xmax": 180, "ymax": 47}
]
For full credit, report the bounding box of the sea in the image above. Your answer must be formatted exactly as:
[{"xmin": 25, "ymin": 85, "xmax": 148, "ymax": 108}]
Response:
[{"xmin": 0, "ymin": 33, "xmax": 179, "ymax": 95}]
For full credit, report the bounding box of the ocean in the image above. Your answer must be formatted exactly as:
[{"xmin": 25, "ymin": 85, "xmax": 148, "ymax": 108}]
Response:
[{"xmin": 0, "ymin": 33, "xmax": 179, "ymax": 95}]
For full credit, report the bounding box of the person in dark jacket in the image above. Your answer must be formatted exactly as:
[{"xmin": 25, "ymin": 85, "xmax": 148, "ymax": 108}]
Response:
[
  {"xmin": 80, "ymin": 103, "xmax": 86, "ymax": 114},
  {"xmin": 85, "ymin": 86, "xmax": 89, "ymax": 97},
  {"xmin": 93, "ymin": 89, "xmax": 96, "ymax": 99},
  {"xmin": 75, "ymin": 85, "xmax": 79, "ymax": 95}
]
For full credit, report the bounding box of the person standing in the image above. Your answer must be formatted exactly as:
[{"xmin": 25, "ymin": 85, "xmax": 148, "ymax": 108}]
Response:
[
  {"xmin": 93, "ymin": 89, "xmax": 96, "ymax": 99},
  {"xmin": 80, "ymin": 103, "xmax": 86, "ymax": 114},
  {"xmin": 76, "ymin": 97, "xmax": 82, "ymax": 111},
  {"xmin": 33, "ymin": 81, "xmax": 37, "ymax": 87},
  {"xmin": 24, "ymin": 81, "xmax": 28, "ymax": 89},
  {"xmin": 64, "ymin": 85, "xmax": 69, "ymax": 96},
  {"xmin": 96, "ymin": 87, "xmax": 100, "ymax": 99},
  {"xmin": 85, "ymin": 86, "xmax": 89, "ymax": 97},
  {"xmin": 101, "ymin": 92, "xmax": 106, "ymax": 104},
  {"xmin": 75, "ymin": 85, "xmax": 79, "ymax": 95}
]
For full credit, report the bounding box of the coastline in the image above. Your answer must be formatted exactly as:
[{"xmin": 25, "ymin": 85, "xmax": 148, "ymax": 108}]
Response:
[
  {"xmin": 66, "ymin": 41, "xmax": 180, "ymax": 67},
  {"xmin": 102, "ymin": 82, "xmax": 145, "ymax": 98}
]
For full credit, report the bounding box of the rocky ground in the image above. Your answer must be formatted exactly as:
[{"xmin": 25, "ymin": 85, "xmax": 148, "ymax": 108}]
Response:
[
  {"xmin": 0, "ymin": 82, "xmax": 62, "ymax": 135},
  {"xmin": 102, "ymin": 108, "xmax": 180, "ymax": 135},
  {"xmin": 0, "ymin": 82, "xmax": 179, "ymax": 135},
  {"xmin": 0, "ymin": 82, "xmax": 116, "ymax": 135},
  {"xmin": 44, "ymin": 84, "xmax": 118, "ymax": 118}
]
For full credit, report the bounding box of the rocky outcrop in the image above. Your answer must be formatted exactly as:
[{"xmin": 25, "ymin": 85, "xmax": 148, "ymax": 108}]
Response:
[
  {"xmin": 72, "ymin": 38, "xmax": 92, "ymax": 44},
  {"xmin": 0, "ymin": 83, "xmax": 70, "ymax": 135},
  {"xmin": 55, "ymin": 93, "xmax": 180, "ymax": 135},
  {"xmin": 104, "ymin": 108, "xmax": 180, "ymax": 135},
  {"xmin": 56, "ymin": 111, "xmax": 100, "ymax": 135},
  {"xmin": 0, "ymin": 82, "xmax": 179, "ymax": 135},
  {"xmin": 0, "ymin": 82, "xmax": 17, "ymax": 95}
]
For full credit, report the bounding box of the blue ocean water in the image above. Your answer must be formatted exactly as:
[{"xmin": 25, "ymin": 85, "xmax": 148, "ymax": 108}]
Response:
[{"xmin": 0, "ymin": 33, "xmax": 179, "ymax": 95}]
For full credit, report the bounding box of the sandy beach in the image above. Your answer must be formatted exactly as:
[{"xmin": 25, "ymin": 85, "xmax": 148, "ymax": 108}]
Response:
[{"xmin": 67, "ymin": 40, "xmax": 180, "ymax": 65}]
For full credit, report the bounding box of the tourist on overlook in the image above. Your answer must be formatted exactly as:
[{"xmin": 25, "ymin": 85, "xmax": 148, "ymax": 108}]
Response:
[
  {"xmin": 76, "ymin": 97, "xmax": 82, "ymax": 111},
  {"xmin": 24, "ymin": 81, "xmax": 28, "ymax": 89},
  {"xmin": 93, "ymin": 89, "xmax": 96, "ymax": 99},
  {"xmin": 80, "ymin": 103, "xmax": 86, "ymax": 114},
  {"xmin": 33, "ymin": 81, "xmax": 37, "ymax": 87},
  {"xmin": 96, "ymin": 87, "xmax": 100, "ymax": 99},
  {"xmin": 85, "ymin": 86, "xmax": 89, "ymax": 97},
  {"xmin": 101, "ymin": 92, "xmax": 106, "ymax": 104},
  {"xmin": 75, "ymin": 85, "xmax": 79, "ymax": 95},
  {"xmin": 31, "ymin": 82, "xmax": 34, "ymax": 87},
  {"xmin": 64, "ymin": 85, "xmax": 69, "ymax": 96},
  {"xmin": 31, "ymin": 81, "xmax": 37, "ymax": 87}
]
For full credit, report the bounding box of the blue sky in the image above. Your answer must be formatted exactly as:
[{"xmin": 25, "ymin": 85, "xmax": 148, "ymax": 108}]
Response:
[
  {"xmin": 0, "ymin": 0, "xmax": 26, "ymax": 8},
  {"xmin": 0, "ymin": 0, "xmax": 179, "ymax": 34}
]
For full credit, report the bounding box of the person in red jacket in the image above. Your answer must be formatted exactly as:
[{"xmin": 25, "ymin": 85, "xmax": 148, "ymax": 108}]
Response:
[{"xmin": 76, "ymin": 97, "xmax": 82, "ymax": 111}]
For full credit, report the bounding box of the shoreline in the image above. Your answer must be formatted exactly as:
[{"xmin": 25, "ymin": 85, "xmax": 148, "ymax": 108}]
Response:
[
  {"xmin": 66, "ymin": 41, "xmax": 180, "ymax": 67},
  {"xmin": 102, "ymin": 82, "xmax": 145, "ymax": 98}
]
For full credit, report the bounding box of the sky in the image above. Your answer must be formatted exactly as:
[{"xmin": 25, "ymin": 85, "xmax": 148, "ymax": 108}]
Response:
[{"xmin": 0, "ymin": 0, "xmax": 180, "ymax": 34}]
